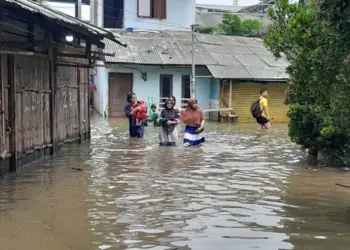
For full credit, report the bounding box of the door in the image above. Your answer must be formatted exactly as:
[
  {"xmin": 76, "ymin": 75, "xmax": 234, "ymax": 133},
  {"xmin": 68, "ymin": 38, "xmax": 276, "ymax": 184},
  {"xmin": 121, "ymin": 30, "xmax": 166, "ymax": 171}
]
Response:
[
  {"xmin": 229, "ymin": 83, "xmax": 289, "ymax": 122},
  {"xmin": 160, "ymin": 75, "xmax": 173, "ymax": 98},
  {"xmin": 108, "ymin": 73, "xmax": 132, "ymax": 117},
  {"xmin": 182, "ymin": 75, "xmax": 191, "ymax": 108}
]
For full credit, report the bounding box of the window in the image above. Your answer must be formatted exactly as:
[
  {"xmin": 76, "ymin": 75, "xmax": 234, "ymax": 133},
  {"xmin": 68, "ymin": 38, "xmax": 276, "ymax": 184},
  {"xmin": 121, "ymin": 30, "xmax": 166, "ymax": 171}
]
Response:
[
  {"xmin": 160, "ymin": 75, "xmax": 173, "ymax": 98},
  {"xmin": 104, "ymin": 0, "xmax": 124, "ymax": 28},
  {"xmin": 137, "ymin": 0, "xmax": 166, "ymax": 19}
]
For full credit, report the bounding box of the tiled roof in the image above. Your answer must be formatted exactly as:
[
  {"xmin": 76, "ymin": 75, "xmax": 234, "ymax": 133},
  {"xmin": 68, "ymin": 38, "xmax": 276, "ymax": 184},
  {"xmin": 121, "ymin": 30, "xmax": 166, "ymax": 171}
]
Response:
[
  {"xmin": 3, "ymin": 0, "xmax": 125, "ymax": 46},
  {"xmin": 104, "ymin": 30, "xmax": 289, "ymax": 81}
]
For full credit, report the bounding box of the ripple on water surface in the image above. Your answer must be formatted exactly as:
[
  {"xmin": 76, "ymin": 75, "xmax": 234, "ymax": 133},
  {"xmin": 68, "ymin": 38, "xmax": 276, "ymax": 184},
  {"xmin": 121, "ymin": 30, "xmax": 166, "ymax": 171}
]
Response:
[{"xmin": 0, "ymin": 118, "xmax": 350, "ymax": 250}]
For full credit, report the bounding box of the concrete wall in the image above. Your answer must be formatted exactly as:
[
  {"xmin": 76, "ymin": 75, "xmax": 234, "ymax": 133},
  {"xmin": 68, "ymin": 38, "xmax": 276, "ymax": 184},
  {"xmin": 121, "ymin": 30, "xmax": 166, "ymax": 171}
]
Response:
[
  {"xmin": 210, "ymin": 78, "xmax": 220, "ymax": 99},
  {"xmin": 94, "ymin": 65, "xmax": 212, "ymax": 118},
  {"xmin": 124, "ymin": 0, "xmax": 196, "ymax": 30}
]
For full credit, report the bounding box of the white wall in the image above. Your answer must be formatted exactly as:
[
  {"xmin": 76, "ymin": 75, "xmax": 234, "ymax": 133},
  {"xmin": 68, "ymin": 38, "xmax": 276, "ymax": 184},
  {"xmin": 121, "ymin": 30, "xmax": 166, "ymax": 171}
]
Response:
[
  {"xmin": 93, "ymin": 65, "xmax": 211, "ymax": 118},
  {"xmin": 47, "ymin": 0, "xmax": 195, "ymax": 30},
  {"xmin": 124, "ymin": 0, "xmax": 196, "ymax": 30}
]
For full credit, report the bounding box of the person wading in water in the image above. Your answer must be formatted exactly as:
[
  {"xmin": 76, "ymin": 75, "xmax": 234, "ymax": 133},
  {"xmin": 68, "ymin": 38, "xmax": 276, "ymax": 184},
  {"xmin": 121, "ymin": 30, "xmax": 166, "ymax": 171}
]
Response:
[
  {"xmin": 181, "ymin": 99, "xmax": 205, "ymax": 146},
  {"xmin": 257, "ymin": 88, "xmax": 271, "ymax": 129},
  {"xmin": 124, "ymin": 92, "xmax": 147, "ymax": 138},
  {"xmin": 159, "ymin": 99, "xmax": 179, "ymax": 146}
]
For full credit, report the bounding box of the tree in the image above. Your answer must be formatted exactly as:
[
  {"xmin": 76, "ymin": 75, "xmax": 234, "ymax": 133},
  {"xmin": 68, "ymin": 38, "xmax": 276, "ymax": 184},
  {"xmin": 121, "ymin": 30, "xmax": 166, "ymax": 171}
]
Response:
[
  {"xmin": 195, "ymin": 26, "xmax": 216, "ymax": 34},
  {"xmin": 265, "ymin": 0, "xmax": 350, "ymax": 163},
  {"xmin": 196, "ymin": 14, "xmax": 262, "ymax": 37}
]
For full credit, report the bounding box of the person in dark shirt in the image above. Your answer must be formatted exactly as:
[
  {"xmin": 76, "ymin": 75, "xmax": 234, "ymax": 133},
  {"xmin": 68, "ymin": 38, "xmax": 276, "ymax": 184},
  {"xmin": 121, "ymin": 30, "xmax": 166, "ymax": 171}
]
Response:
[{"xmin": 123, "ymin": 92, "xmax": 147, "ymax": 138}]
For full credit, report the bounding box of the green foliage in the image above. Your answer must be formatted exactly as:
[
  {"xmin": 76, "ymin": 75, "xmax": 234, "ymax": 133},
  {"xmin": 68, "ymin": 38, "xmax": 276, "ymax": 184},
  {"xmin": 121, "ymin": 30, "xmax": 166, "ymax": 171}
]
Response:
[
  {"xmin": 195, "ymin": 26, "xmax": 216, "ymax": 34},
  {"xmin": 196, "ymin": 14, "xmax": 262, "ymax": 37},
  {"xmin": 218, "ymin": 13, "xmax": 261, "ymax": 36},
  {"xmin": 265, "ymin": 0, "xmax": 350, "ymax": 162}
]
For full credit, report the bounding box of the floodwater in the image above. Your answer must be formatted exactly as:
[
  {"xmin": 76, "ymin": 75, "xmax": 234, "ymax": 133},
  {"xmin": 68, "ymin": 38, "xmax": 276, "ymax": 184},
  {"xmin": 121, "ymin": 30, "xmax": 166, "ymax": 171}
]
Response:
[{"xmin": 0, "ymin": 116, "xmax": 350, "ymax": 250}]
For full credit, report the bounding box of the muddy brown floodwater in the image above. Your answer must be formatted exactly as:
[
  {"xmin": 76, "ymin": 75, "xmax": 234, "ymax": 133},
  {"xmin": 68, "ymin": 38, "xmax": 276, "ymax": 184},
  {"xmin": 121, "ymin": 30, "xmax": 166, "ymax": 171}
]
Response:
[{"xmin": 1, "ymin": 115, "xmax": 350, "ymax": 250}]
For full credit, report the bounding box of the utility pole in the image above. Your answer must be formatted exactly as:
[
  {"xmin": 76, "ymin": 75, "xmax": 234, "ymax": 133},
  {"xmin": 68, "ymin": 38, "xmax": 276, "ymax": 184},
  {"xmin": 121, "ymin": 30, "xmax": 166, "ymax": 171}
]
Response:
[
  {"xmin": 90, "ymin": 0, "xmax": 98, "ymax": 25},
  {"xmin": 190, "ymin": 24, "xmax": 198, "ymax": 99},
  {"xmin": 75, "ymin": 0, "xmax": 82, "ymax": 19}
]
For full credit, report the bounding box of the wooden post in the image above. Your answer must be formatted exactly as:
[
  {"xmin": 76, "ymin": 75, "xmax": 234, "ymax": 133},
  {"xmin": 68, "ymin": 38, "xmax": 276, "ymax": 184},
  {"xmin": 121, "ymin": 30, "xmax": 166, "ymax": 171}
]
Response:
[
  {"xmin": 8, "ymin": 54, "xmax": 16, "ymax": 171},
  {"xmin": 77, "ymin": 68, "xmax": 82, "ymax": 142},
  {"xmin": 48, "ymin": 35, "xmax": 57, "ymax": 154},
  {"xmin": 229, "ymin": 79, "xmax": 232, "ymax": 110},
  {"xmin": 0, "ymin": 6, "xmax": 5, "ymax": 159},
  {"xmin": 87, "ymin": 69, "xmax": 91, "ymax": 139}
]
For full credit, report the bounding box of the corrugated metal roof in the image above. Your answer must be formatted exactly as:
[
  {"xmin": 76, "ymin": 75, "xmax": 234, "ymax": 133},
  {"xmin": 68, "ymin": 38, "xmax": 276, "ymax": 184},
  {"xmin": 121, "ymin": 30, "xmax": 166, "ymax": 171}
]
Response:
[
  {"xmin": 234, "ymin": 54, "xmax": 268, "ymax": 67},
  {"xmin": 246, "ymin": 67, "xmax": 289, "ymax": 80},
  {"xmin": 207, "ymin": 65, "xmax": 253, "ymax": 79},
  {"xmin": 210, "ymin": 52, "xmax": 241, "ymax": 66},
  {"xmin": 257, "ymin": 55, "xmax": 289, "ymax": 68},
  {"xmin": 104, "ymin": 30, "xmax": 288, "ymax": 81},
  {"xmin": 3, "ymin": 0, "xmax": 124, "ymax": 46}
]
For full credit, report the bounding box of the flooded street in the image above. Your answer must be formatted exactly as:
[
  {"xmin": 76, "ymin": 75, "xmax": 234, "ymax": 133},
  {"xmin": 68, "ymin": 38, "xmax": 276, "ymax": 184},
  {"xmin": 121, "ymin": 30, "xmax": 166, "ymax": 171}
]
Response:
[{"xmin": 1, "ymin": 116, "xmax": 350, "ymax": 250}]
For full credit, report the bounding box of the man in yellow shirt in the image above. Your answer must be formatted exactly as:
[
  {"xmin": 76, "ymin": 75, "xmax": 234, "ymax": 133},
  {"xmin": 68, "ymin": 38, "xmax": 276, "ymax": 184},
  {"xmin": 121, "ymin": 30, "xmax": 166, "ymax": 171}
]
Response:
[{"xmin": 256, "ymin": 88, "xmax": 271, "ymax": 129}]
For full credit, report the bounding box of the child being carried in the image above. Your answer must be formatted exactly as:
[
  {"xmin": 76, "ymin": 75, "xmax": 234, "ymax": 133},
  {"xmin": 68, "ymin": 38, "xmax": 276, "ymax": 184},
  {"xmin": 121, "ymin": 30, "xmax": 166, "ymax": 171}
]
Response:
[{"xmin": 132, "ymin": 100, "xmax": 147, "ymax": 126}]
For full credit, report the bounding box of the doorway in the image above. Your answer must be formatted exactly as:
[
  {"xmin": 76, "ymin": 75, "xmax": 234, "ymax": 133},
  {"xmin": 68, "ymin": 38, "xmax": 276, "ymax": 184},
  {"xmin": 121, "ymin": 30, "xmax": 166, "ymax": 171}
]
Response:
[
  {"xmin": 159, "ymin": 75, "xmax": 173, "ymax": 98},
  {"xmin": 182, "ymin": 75, "xmax": 191, "ymax": 99},
  {"xmin": 181, "ymin": 75, "xmax": 191, "ymax": 108},
  {"xmin": 108, "ymin": 73, "xmax": 132, "ymax": 117}
]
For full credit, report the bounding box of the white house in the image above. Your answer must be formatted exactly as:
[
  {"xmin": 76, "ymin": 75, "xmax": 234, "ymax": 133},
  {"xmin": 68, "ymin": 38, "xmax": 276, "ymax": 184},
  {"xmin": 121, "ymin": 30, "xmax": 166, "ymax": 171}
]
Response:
[{"xmin": 46, "ymin": 0, "xmax": 195, "ymax": 30}]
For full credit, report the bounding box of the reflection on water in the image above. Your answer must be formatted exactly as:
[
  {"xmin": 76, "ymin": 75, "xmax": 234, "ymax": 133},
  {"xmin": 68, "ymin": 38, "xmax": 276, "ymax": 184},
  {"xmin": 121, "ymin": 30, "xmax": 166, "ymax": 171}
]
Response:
[{"xmin": 0, "ymin": 116, "xmax": 350, "ymax": 250}]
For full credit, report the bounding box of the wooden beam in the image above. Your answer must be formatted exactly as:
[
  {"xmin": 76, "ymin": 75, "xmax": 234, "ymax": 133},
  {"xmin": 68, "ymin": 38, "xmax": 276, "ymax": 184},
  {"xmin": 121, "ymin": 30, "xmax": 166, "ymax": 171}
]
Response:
[
  {"xmin": 8, "ymin": 54, "xmax": 16, "ymax": 172},
  {"xmin": 229, "ymin": 79, "xmax": 232, "ymax": 109},
  {"xmin": 92, "ymin": 51, "xmax": 115, "ymax": 57},
  {"xmin": 86, "ymin": 70, "xmax": 91, "ymax": 139},
  {"xmin": 56, "ymin": 63, "xmax": 91, "ymax": 68},
  {"xmin": 0, "ymin": 50, "xmax": 49, "ymax": 59},
  {"xmin": 87, "ymin": 42, "xmax": 92, "ymax": 66},
  {"xmin": 0, "ymin": 41, "xmax": 64, "ymax": 49},
  {"xmin": 49, "ymin": 35, "xmax": 58, "ymax": 154},
  {"xmin": 0, "ymin": 6, "xmax": 5, "ymax": 163},
  {"xmin": 58, "ymin": 53, "xmax": 87, "ymax": 59},
  {"xmin": 77, "ymin": 68, "xmax": 82, "ymax": 142}
]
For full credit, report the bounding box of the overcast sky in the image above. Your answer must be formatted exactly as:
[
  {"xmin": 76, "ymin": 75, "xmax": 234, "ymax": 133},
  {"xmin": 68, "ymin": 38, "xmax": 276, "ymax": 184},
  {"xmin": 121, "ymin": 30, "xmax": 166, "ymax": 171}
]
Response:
[{"xmin": 196, "ymin": 0, "xmax": 259, "ymax": 6}]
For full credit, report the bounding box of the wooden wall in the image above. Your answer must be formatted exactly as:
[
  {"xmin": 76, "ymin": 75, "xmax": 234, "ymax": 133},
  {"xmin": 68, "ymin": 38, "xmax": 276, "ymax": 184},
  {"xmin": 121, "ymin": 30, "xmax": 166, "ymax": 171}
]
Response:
[
  {"xmin": 221, "ymin": 81, "xmax": 289, "ymax": 123},
  {"xmin": 0, "ymin": 55, "xmax": 90, "ymax": 173}
]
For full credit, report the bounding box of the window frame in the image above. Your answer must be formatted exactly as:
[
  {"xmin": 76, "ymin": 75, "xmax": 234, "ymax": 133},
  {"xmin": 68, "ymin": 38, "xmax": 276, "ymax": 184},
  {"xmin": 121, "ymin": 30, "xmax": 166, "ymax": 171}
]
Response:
[{"xmin": 137, "ymin": 0, "xmax": 167, "ymax": 20}]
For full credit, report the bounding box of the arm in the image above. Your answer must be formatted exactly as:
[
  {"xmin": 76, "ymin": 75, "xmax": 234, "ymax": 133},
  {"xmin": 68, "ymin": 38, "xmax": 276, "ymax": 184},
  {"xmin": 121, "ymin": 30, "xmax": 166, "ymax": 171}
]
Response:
[
  {"xmin": 263, "ymin": 106, "xmax": 269, "ymax": 118},
  {"xmin": 200, "ymin": 119, "xmax": 205, "ymax": 129},
  {"xmin": 262, "ymin": 99, "xmax": 269, "ymax": 117},
  {"xmin": 199, "ymin": 110, "xmax": 205, "ymax": 129},
  {"xmin": 124, "ymin": 105, "xmax": 132, "ymax": 119}
]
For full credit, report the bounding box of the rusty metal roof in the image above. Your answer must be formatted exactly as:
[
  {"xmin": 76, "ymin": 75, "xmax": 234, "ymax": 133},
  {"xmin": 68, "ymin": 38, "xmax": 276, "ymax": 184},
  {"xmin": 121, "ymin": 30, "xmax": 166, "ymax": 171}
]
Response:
[
  {"xmin": 3, "ymin": 0, "xmax": 124, "ymax": 47},
  {"xmin": 104, "ymin": 30, "xmax": 289, "ymax": 81}
]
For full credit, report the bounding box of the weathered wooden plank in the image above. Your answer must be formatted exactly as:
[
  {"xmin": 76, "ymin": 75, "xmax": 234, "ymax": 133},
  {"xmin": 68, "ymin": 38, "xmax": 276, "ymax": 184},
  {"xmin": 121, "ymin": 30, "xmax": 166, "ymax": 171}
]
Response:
[
  {"xmin": 8, "ymin": 54, "xmax": 16, "ymax": 171},
  {"xmin": 49, "ymin": 45, "xmax": 57, "ymax": 154},
  {"xmin": 1, "ymin": 55, "xmax": 9, "ymax": 154},
  {"xmin": 16, "ymin": 93, "xmax": 22, "ymax": 154},
  {"xmin": 0, "ymin": 55, "xmax": 4, "ymax": 156},
  {"xmin": 44, "ymin": 93, "xmax": 50, "ymax": 145},
  {"xmin": 77, "ymin": 68, "xmax": 81, "ymax": 142},
  {"xmin": 22, "ymin": 91, "xmax": 29, "ymax": 151}
]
